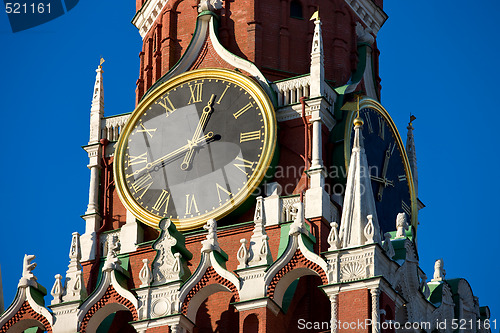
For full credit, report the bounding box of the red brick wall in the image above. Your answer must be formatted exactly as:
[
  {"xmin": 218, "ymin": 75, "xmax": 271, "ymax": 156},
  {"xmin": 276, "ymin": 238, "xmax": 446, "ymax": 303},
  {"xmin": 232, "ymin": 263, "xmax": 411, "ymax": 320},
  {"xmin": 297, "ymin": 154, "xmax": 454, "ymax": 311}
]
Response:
[
  {"xmin": 338, "ymin": 289, "xmax": 370, "ymax": 333},
  {"xmin": 135, "ymin": 0, "xmax": 383, "ymax": 102}
]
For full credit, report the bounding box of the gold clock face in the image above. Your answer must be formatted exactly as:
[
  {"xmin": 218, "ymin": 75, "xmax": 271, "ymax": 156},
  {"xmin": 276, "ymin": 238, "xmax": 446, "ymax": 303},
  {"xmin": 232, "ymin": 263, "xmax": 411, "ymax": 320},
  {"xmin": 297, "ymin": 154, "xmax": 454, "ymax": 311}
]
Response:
[{"xmin": 114, "ymin": 69, "xmax": 277, "ymax": 231}]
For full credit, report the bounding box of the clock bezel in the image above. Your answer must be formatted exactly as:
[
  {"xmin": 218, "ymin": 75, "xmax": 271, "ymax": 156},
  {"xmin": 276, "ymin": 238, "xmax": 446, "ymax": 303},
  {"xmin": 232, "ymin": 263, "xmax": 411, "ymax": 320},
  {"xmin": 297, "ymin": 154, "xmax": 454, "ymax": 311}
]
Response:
[
  {"xmin": 114, "ymin": 68, "xmax": 277, "ymax": 231},
  {"xmin": 343, "ymin": 97, "xmax": 418, "ymax": 231}
]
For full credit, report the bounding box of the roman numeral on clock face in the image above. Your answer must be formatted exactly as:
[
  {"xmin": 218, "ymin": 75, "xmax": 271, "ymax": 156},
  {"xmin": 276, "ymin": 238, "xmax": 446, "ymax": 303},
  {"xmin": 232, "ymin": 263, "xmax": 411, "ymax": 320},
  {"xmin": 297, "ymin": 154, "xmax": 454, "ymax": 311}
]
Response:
[
  {"xmin": 240, "ymin": 130, "xmax": 261, "ymax": 143},
  {"xmin": 157, "ymin": 95, "xmax": 176, "ymax": 116},
  {"xmin": 215, "ymin": 183, "xmax": 232, "ymax": 203},
  {"xmin": 216, "ymin": 84, "xmax": 230, "ymax": 105},
  {"xmin": 398, "ymin": 174, "xmax": 407, "ymax": 182},
  {"xmin": 378, "ymin": 117, "xmax": 385, "ymax": 140},
  {"xmin": 188, "ymin": 83, "xmax": 203, "ymax": 104},
  {"xmin": 401, "ymin": 200, "xmax": 411, "ymax": 216},
  {"xmin": 131, "ymin": 173, "xmax": 153, "ymax": 199},
  {"xmin": 128, "ymin": 152, "xmax": 148, "ymax": 166},
  {"xmin": 185, "ymin": 194, "xmax": 200, "ymax": 215},
  {"xmin": 364, "ymin": 113, "xmax": 374, "ymax": 133},
  {"xmin": 233, "ymin": 156, "xmax": 255, "ymax": 176},
  {"xmin": 152, "ymin": 190, "xmax": 170, "ymax": 213},
  {"xmin": 137, "ymin": 124, "xmax": 157, "ymax": 138},
  {"xmin": 233, "ymin": 102, "xmax": 253, "ymax": 119}
]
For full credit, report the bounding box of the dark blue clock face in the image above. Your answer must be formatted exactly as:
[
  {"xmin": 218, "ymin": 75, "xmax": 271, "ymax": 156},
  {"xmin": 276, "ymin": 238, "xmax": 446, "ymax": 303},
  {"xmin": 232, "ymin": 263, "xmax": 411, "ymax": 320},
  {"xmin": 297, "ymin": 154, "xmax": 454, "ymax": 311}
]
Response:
[{"xmin": 348, "ymin": 107, "xmax": 413, "ymax": 234}]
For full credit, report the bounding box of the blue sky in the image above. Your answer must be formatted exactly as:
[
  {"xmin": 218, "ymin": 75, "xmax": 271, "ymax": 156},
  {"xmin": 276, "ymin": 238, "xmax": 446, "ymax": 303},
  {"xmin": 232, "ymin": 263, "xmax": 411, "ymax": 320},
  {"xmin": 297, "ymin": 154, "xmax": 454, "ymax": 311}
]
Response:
[{"xmin": 0, "ymin": 0, "xmax": 498, "ymax": 327}]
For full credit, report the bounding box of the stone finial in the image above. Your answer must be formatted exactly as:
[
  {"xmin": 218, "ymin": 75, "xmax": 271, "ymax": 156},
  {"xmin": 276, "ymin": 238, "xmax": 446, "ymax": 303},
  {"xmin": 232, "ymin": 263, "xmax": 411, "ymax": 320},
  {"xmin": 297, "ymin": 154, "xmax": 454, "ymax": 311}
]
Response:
[
  {"xmin": 201, "ymin": 219, "xmax": 221, "ymax": 253},
  {"xmin": 198, "ymin": 0, "xmax": 223, "ymax": 13},
  {"xmin": 364, "ymin": 215, "xmax": 378, "ymax": 244},
  {"xmin": 432, "ymin": 259, "xmax": 446, "ymax": 281},
  {"xmin": 102, "ymin": 236, "xmax": 121, "ymax": 272},
  {"xmin": 382, "ymin": 233, "xmax": 395, "ymax": 259},
  {"xmin": 18, "ymin": 254, "xmax": 37, "ymax": 288},
  {"xmin": 51, "ymin": 274, "xmax": 64, "ymax": 305},
  {"xmin": 395, "ymin": 213, "xmax": 409, "ymax": 238},
  {"xmin": 139, "ymin": 259, "xmax": 152, "ymax": 288},
  {"xmin": 247, "ymin": 197, "xmax": 272, "ymax": 266},
  {"xmin": 62, "ymin": 232, "xmax": 87, "ymax": 302},
  {"xmin": 420, "ymin": 272, "xmax": 430, "ymax": 298},
  {"xmin": 355, "ymin": 22, "xmax": 374, "ymax": 45},
  {"xmin": 327, "ymin": 222, "xmax": 341, "ymax": 251},
  {"xmin": 237, "ymin": 239, "xmax": 249, "ymax": 269},
  {"xmin": 289, "ymin": 202, "xmax": 305, "ymax": 235},
  {"xmin": 89, "ymin": 62, "xmax": 104, "ymax": 144},
  {"xmin": 310, "ymin": 12, "xmax": 325, "ymax": 97}
]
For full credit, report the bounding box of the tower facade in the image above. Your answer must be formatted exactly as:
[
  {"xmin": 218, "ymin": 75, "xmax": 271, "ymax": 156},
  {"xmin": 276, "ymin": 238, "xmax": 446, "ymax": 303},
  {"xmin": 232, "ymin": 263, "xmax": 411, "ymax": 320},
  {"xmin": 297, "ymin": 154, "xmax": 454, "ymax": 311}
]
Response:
[{"xmin": 0, "ymin": 1, "xmax": 492, "ymax": 333}]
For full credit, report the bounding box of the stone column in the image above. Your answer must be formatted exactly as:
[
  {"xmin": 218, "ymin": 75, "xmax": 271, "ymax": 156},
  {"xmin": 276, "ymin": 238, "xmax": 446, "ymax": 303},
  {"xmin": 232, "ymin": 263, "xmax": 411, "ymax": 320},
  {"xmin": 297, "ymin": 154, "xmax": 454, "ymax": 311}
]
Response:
[
  {"xmin": 330, "ymin": 293, "xmax": 339, "ymax": 333},
  {"xmin": 370, "ymin": 288, "xmax": 380, "ymax": 333}
]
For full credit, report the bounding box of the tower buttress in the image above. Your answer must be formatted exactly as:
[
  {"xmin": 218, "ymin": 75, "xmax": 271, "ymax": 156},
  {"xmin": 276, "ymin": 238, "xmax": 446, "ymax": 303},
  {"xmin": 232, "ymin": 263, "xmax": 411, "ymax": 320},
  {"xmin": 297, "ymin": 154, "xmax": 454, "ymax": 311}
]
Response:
[{"xmin": 81, "ymin": 60, "xmax": 105, "ymax": 261}]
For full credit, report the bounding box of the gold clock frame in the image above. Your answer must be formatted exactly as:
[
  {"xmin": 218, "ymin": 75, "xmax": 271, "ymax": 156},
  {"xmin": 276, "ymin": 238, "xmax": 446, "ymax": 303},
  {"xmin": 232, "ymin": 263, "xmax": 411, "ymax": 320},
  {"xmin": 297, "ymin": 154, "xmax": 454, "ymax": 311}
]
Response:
[
  {"xmin": 114, "ymin": 68, "xmax": 277, "ymax": 231},
  {"xmin": 343, "ymin": 97, "xmax": 418, "ymax": 231}
]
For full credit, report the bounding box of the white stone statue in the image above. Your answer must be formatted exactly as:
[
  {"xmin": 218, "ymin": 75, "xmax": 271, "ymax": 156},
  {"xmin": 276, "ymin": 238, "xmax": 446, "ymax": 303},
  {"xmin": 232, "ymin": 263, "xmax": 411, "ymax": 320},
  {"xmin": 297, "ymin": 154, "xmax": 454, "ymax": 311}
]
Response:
[
  {"xmin": 432, "ymin": 259, "xmax": 446, "ymax": 281},
  {"xmin": 382, "ymin": 233, "xmax": 395, "ymax": 259},
  {"xmin": 18, "ymin": 254, "xmax": 37, "ymax": 287},
  {"xmin": 355, "ymin": 22, "xmax": 374, "ymax": 45},
  {"xmin": 395, "ymin": 212, "xmax": 409, "ymax": 239},
  {"xmin": 198, "ymin": 0, "xmax": 223, "ymax": 13},
  {"xmin": 201, "ymin": 219, "xmax": 220, "ymax": 253}
]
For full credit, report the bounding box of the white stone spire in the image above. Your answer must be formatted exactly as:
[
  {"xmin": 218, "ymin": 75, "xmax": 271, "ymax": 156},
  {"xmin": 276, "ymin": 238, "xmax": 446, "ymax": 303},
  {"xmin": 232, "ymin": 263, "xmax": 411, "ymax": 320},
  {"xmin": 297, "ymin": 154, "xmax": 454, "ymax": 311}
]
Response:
[
  {"xmin": 310, "ymin": 13, "xmax": 324, "ymax": 98},
  {"xmin": 339, "ymin": 116, "xmax": 381, "ymax": 248},
  {"xmin": 89, "ymin": 59, "xmax": 104, "ymax": 144},
  {"xmin": 406, "ymin": 115, "xmax": 418, "ymax": 195}
]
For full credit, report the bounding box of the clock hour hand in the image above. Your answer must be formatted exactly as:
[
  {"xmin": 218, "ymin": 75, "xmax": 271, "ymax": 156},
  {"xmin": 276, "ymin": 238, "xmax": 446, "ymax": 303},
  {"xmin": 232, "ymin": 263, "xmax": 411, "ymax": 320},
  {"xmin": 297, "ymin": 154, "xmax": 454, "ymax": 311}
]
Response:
[{"xmin": 181, "ymin": 94, "xmax": 216, "ymax": 171}]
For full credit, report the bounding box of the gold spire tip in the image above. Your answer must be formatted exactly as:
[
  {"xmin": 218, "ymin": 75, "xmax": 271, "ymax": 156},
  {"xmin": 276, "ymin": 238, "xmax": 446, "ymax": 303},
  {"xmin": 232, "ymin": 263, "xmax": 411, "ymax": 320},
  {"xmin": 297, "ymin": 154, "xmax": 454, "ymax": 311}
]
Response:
[
  {"xmin": 99, "ymin": 57, "xmax": 105, "ymax": 68},
  {"xmin": 310, "ymin": 10, "xmax": 319, "ymax": 21},
  {"xmin": 409, "ymin": 114, "xmax": 416, "ymax": 125}
]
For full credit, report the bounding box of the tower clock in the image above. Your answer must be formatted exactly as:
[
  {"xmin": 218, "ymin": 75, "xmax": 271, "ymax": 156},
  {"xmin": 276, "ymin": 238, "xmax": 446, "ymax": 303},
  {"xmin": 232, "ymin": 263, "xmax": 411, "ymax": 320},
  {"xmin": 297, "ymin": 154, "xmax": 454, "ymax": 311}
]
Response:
[{"xmin": 114, "ymin": 68, "xmax": 277, "ymax": 231}]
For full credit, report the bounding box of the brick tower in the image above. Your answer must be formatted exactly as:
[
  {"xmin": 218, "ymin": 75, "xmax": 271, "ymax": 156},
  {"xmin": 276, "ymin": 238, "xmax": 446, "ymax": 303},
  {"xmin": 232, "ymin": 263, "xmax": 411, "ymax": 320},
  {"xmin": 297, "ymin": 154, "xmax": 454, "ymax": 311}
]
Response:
[{"xmin": 0, "ymin": 1, "xmax": 492, "ymax": 333}]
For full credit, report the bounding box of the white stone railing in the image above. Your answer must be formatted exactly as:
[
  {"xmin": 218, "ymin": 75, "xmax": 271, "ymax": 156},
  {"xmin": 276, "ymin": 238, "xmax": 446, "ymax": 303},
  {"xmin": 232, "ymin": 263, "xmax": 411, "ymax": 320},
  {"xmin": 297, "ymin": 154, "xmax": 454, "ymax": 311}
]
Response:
[
  {"xmin": 101, "ymin": 113, "xmax": 130, "ymax": 141},
  {"xmin": 273, "ymin": 75, "xmax": 311, "ymax": 107},
  {"xmin": 281, "ymin": 195, "xmax": 301, "ymax": 222}
]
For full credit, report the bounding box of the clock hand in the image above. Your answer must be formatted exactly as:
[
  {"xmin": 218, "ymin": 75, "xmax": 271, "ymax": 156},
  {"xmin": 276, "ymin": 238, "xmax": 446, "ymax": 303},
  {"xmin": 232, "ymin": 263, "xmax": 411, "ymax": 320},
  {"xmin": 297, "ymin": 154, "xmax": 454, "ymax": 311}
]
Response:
[
  {"xmin": 370, "ymin": 175, "xmax": 394, "ymax": 187},
  {"xmin": 181, "ymin": 94, "xmax": 216, "ymax": 171},
  {"xmin": 126, "ymin": 132, "xmax": 215, "ymax": 178},
  {"xmin": 377, "ymin": 143, "xmax": 394, "ymax": 201}
]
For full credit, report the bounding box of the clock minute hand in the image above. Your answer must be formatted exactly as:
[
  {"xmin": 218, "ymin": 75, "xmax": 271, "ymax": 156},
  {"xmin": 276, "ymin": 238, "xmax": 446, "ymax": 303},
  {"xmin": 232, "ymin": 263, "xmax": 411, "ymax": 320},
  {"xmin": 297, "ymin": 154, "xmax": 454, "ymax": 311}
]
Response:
[
  {"xmin": 126, "ymin": 132, "xmax": 215, "ymax": 178},
  {"xmin": 377, "ymin": 143, "xmax": 394, "ymax": 201},
  {"xmin": 181, "ymin": 94, "xmax": 216, "ymax": 171}
]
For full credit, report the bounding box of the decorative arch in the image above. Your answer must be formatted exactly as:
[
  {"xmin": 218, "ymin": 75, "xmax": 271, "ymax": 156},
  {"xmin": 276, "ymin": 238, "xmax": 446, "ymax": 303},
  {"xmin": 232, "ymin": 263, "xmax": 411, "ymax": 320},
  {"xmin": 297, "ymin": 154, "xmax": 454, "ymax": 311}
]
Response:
[
  {"xmin": 181, "ymin": 266, "xmax": 240, "ymax": 322},
  {"xmin": 266, "ymin": 250, "xmax": 327, "ymax": 307},
  {"xmin": 79, "ymin": 286, "xmax": 138, "ymax": 333},
  {"xmin": 0, "ymin": 286, "xmax": 53, "ymax": 333},
  {"xmin": 77, "ymin": 269, "xmax": 138, "ymax": 333},
  {"xmin": 0, "ymin": 301, "xmax": 53, "ymax": 333}
]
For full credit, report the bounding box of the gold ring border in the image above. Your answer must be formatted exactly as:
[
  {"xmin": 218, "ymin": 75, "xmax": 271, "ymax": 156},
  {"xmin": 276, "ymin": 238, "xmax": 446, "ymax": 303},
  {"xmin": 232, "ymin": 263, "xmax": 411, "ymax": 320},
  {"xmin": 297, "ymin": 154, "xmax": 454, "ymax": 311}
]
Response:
[
  {"xmin": 343, "ymin": 97, "xmax": 418, "ymax": 232},
  {"xmin": 114, "ymin": 68, "xmax": 277, "ymax": 231}
]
